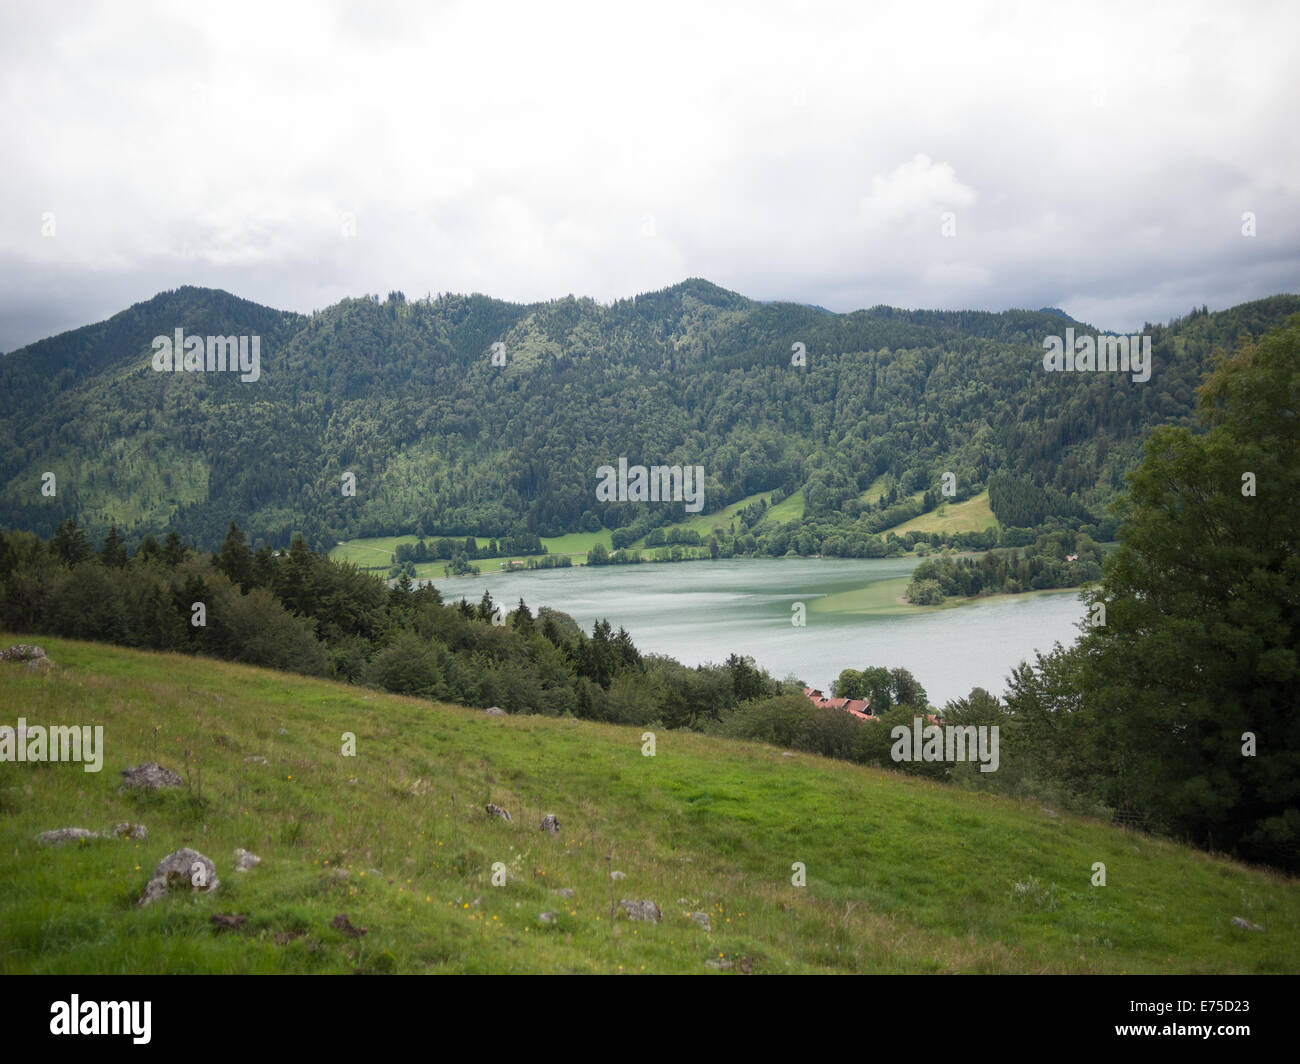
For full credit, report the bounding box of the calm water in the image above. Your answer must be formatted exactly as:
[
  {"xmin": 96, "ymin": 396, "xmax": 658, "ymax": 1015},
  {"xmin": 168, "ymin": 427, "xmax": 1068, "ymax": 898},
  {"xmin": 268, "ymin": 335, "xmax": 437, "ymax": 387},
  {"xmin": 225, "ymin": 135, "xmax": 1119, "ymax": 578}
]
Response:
[{"xmin": 429, "ymin": 557, "xmax": 1086, "ymax": 706}]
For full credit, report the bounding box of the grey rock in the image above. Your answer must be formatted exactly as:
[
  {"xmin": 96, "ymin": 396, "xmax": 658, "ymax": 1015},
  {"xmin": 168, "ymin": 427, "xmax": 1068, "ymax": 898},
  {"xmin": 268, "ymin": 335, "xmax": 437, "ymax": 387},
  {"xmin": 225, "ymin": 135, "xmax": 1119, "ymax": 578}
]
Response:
[
  {"xmin": 781, "ymin": 752, "xmax": 795, "ymax": 758},
  {"xmin": 485, "ymin": 803, "xmax": 512, "ymax": 822},
  {"xmin": 552, "ymin": 888, "xmax": 575, "ymax": 899},
  {"xmin": 540, "ymin": 813, "xmax": 560, "ymax": 836},
  {"xmin": 138, "ymin": 848, "xmax": 218, "ymax": 907},
  {"xmin": 705, "ymin": 957, "xmax": 732, "ymax": 970},
  {"xmin": 484, "ymin": 706, "xmax": 508, "ymax": 717},
  {"xmin": 37, "ymin": 827, "xmax": 104, "ymax": 845},
  {"xmin": 1, "ymin": 644, "xmax": 47, "ymax": 661},
  {"xmin": 538, "ymin": 911, "xmax": 558, "ymax": 924},
  {"xmin": 113, "ymin": 822, "xmax": 147, "ymax": 840},
  {"xmin": 120, "ymin": 763, "xmax": 183, "ymax": 791},
  {"xmin": 1231, "ymin": 916, "xmax": 1264, "ymax": 931},
  {"xmin": 1041, "ymin": 807, "xmax": 1059, "ymax": 818},
  {"xmin": 243, "ymin": 756, "xmax": 269, "ymax": 765},
  {"xmin": 609, "ymin": 870, "xmax": 626, "ymax": 881},
  {"xmin": 234, "ymin": 847, "xmax": 260, "ymax": 872},
  {"xmin": 688, "ymin": 911, "xmax": 712, "ymax": 931},
  {"xmin": 619, "ymin": 898, "xmax": 661, "ymax": 923}
]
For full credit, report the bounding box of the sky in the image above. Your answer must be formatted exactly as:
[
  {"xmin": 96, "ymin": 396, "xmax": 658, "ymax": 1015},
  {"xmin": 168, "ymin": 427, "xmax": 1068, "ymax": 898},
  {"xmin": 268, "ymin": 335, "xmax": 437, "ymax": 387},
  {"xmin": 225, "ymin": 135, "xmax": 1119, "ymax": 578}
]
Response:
[{"xmin": 1, "ymin": 0, "xmax": 1297, "ymax": 352}]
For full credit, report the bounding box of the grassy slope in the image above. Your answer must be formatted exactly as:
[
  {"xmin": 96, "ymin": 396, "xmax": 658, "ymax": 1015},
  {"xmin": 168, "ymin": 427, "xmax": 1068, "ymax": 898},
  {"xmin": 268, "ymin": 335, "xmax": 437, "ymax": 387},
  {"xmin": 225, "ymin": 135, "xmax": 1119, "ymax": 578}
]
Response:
[
  {"xmin": 886, "ymin": 490, "xmax": 998, "ymax": 536},
  {"xmin": 331, "ymin": 531, "xmax": 615, "ymax": 577},
  {"xmin": 2, "ymin": 635, "xmax": 1296, "ymax": 974}
]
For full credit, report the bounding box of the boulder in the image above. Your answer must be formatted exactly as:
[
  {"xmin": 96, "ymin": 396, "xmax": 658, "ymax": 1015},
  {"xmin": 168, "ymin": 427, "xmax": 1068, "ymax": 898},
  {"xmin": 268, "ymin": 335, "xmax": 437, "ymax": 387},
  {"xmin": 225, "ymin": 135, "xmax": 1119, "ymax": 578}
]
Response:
[
  {"xmin": 619, "ymin": 898, "xmax": 661, "ymax": 923},
  {"xmin": 688, "ymin": 911, "xmax": 712, "ymax": 931},
  {"xmin": 484, "ymin": 706, "xmax": 508, "ymax": 717},
  {"xmin": 552, "ymin": 888, "xmax": 575, "ymax": 899},
  {"xmin": 120, "ymin": 763, "xmax": 183, "ymax": 792},
  {"xmin": 138, "ymin": 847, "xmax": 218, "ymax": 907},
  {"xmin": 113, "ymin": 822, "xmax": 147, "ymax": 840},
  {"xmin": 242, "ymin": 756, "xmax": 269, "ymax": 765},
  {"xmin": 485, "ymin": 803, "xmax": 512, "ymax": 822},
  {"xmin": 538, "ymin": 911, "xmax": 558, "ymax": 925},
  {"xmin": 1231, "ymin": 916, "xmax": 1264, "ymax": 931},
  {"xmin": 1, "ymin": 644, "xmax": 47, "ymax": 662},
  {"xmin": 234, "ymin": 848, "xmax": 261, "ymax": 872},
  {"xmin": 540, "ymin": 813, "xmax": 560, "ymax": 836}
]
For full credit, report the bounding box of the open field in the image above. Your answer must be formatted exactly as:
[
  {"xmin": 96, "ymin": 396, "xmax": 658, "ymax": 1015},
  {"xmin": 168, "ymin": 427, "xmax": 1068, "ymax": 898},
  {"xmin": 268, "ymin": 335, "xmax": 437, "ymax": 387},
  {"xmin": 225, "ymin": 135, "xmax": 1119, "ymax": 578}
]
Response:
[{"xmin": 2, "ymin": 635, "xmax": 1296, "ymax": 974}]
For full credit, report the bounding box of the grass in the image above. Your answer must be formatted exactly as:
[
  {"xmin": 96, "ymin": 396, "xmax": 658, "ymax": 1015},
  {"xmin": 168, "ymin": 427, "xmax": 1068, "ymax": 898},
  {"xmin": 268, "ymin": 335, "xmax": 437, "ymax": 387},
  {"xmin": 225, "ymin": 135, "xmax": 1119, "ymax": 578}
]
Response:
[
  {"xmin": 330, "ymin": 530, "xmax": 615, "ymax": 577},
  {"xmin": 886, "ymin": 490, "xmax": 998, "ymax": 536},
  {"xmin": 1, "ymin": 634, "xmax": 1296, "ymax": 974}
]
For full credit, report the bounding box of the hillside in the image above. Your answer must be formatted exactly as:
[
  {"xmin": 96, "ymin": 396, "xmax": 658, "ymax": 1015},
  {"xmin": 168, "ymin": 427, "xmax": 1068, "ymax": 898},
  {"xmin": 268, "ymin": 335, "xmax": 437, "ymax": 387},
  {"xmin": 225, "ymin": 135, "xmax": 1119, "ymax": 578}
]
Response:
[
  {"xmin": 3, "ymin": 280, "xmax": 1297, "ymax": 551},
  {"xmin": 2, "ymin": 636, "xmax": 1296, "ymax": 974}
]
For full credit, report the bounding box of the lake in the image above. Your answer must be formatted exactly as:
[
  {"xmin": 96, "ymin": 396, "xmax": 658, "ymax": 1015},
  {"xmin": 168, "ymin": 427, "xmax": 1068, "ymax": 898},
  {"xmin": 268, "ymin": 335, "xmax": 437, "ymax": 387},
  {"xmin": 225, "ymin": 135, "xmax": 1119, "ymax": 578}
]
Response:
[{"xmin": 429, "ymin": 556, "xmax": 1086, "ymax": 706}]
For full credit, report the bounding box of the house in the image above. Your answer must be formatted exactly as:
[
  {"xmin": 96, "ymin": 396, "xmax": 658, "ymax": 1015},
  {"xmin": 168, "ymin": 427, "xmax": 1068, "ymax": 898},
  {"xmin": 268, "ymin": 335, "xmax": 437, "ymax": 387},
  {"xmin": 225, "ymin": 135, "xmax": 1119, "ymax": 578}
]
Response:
[{"xmin": 803, "ymin": 686, "xmax": 878, "ymax": 722}]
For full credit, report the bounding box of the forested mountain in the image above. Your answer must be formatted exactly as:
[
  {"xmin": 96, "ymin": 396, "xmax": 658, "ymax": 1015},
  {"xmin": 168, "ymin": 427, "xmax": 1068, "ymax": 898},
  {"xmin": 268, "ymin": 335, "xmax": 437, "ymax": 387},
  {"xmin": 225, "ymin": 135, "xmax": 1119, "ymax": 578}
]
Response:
[{"xmin": 3, "ymin": 279, "xmax": 1297, "ymax": 550}]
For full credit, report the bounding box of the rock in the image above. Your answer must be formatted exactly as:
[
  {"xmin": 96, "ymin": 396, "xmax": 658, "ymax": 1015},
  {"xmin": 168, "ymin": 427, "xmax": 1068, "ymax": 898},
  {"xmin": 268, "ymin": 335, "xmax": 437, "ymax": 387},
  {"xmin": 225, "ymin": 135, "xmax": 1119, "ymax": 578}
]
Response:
[
  {"xmin": 484, "ymin": 706, "xmax": 508, "ymax": 717},
  {"xmin": 1, "ymin": 644, "xmax": 47, "ymax": 662},
  {"xmin": 540, "ymin": 814, "xmax": 560, "ymax": 836},
  {"xmin": 1231, "ymin": 916, "xmax": 1264, "ymax": 931},
  {"xmin": 538, "ymin": 911, "xmax": 558, "ymax": 925},
  {"xmin": 25, "ymin": 657, "xmax": 53, "ymax": 672},
  {"xmin": 609, "ymin": 870, "xmax": 626, "ymax": 881},
  {"xmin": 210, "ymin": 913, "xmax": 247, "ymax": 931},
  {"xmin": 37, "ymin": 827, "xmax": 104, "ymax": 845},
  {"xmin": 552, "ymin": 888, "xmax": 575, "ymax": 899},
  {"xmin": 120, "ymin": 763, "xmax": 183, "ymax": 792},
  {"xmin": 485, "ymin": 803, "xmax": 512, "ymax": 822},
  {"xmin": 234, "ymin": 848, "xmax": 260, "ymax": 872},
  {"xmin": 1041, "ymin": 807, "xmax": 1059, "ymax": 818},
  {"xmin": 331, "ymin": 913, "xmax": 366, "ymax": 938},
  {"xmin": 138, "ymin": 848, "xmax": 218, "ymax": 907},
  {"xmin": 113, "ymin": 822, "xmax": 147, "ymax": 840},
  {"xmin": 243, "ymin": 756, "xmax": 269, "ymax": 765},
  {"xmin": 781, "ymin": 752, "xmax": 795, "ymax": 758},
  {"xmin": 619, "ymin": 899, "xmax": 661, "ymax": 923},
  {"xmin": 688, "ymin": 911, "xmax": 712, "ymax": 931},
  {"xmin": 705, "ymin": 957, "xmax": 732, "ymax": 970}
]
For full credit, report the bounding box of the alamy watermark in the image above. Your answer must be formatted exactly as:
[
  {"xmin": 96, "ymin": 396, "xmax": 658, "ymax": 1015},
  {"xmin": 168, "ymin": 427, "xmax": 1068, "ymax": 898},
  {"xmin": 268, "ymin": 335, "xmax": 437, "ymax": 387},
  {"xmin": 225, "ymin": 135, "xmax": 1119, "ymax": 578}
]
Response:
[
  {"xmin": 0, "ymin": 719, "xmax": 103, "ymax": 772},
  {"xmin": 595, "ymin": 458, "xmax": 705, "ymax": 513},
  {"xmin": 891, "ymin": 717, "xmax": 999, "ymax": 772},
  {"xmin": 1043, "ymin": 327, "xmax": 1150, "ymax": 383},
  {"xmin": 151, "ymin": 328, "xmax": 261, "ymax": 382}
]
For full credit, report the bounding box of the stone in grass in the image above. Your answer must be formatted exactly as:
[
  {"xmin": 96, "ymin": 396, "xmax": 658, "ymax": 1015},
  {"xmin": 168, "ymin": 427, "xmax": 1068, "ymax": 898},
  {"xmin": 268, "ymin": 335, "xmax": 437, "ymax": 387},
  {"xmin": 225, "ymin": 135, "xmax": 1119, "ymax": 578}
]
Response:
[
  {"xmin": 1, "ymin": 644, "xmax": 47, "ymax": 662},
  {"xmin": 552, "ymin": 888, "xmax": 575, "ymax": 899},
  {"xmin": 538, "ymin": 911, "xmax": 558, "ymax": 925},
  {"xmin": 114, "ymin": 822, "xmax": 147, "ymax": 840},
  {"xmin": 484, "ymin": 706, "xmax": 508, "ymax": 717},
  {"xmin": 234, "ymin": 848, "xmax": 261, "ymax": 872},
  {"xmin": 485, "ymin": 803, "xmax": 512, "ymax": 822},
  {"xmin": 609, "ymin": 870, "xmax": 626, "ymax": 881},
  {"xmin": 243, "ymin": 756, "xmax": 269, "ymax": 765},
  {"xmin": 540, "ymin": 814, "xmax": 560, "ymax": 836},
  {"xmin": 37, "ymin": 827, "xmax": 105, "ymax": 845},
  {"xmin": 138, "ymin": 848, "xmax": 218, "ymax": 907},
  {"xmin": 331, "ymin": 913, "xmax": 366, "ymax": 938},
  {"xmin": 688, "ymin": 911, "xmax": 712, "ymax": 931},
  {"xmin": 1231, "ymin": 916, "xmax": 1264, "ymax": 931},
  {"xmin": 619, "ymin": 899, "xmax": 661, "ymax": 924},
  {"xmin": 120, "ymin": 763, "xmax": 183, "ymax": 792}
]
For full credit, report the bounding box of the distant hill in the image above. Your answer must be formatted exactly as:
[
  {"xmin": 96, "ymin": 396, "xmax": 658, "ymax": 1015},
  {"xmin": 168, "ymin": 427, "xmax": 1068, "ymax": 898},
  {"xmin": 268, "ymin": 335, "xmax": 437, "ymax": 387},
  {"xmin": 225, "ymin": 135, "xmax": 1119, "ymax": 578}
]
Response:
[{"xmin": 2, "ymin": 278, "xmax": 1297, "ymax": 550}]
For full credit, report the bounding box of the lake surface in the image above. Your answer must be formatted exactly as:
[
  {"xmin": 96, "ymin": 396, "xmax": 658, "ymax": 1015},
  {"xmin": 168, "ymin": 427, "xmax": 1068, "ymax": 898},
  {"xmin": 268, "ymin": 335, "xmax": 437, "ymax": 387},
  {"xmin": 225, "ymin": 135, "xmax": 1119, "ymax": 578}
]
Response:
[{"xmin": 429, "ymin": 557, "xmax": 1086, "ymax": 706}]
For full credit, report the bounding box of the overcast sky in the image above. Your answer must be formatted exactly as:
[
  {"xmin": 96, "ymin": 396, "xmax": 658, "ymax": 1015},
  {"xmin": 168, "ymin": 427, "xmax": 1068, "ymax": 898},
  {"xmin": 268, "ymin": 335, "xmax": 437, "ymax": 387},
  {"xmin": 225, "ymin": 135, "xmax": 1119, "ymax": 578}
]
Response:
[{"xmin": 1, "ymin": 0, "xmax": 1297, "ymax": 352}]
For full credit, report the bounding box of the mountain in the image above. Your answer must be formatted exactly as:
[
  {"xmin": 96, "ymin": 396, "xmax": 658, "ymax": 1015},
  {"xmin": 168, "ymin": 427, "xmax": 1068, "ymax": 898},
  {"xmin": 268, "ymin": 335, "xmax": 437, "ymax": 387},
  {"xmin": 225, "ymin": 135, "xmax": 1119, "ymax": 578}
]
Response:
[{"xmin": 2, "ymin": 279, "xmax": 1298, "ymax": 550}]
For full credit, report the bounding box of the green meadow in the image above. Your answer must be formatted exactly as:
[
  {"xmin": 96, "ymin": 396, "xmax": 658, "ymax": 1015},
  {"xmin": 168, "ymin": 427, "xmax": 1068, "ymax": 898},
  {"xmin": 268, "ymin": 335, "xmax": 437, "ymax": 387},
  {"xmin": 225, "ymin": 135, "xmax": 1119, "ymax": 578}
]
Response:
[{"xmin": 2, "ymin": 635, "xmax": 1296, "ymax": 974}]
